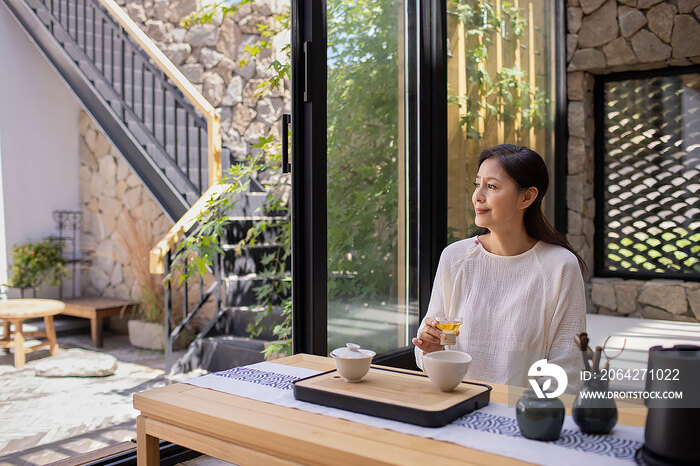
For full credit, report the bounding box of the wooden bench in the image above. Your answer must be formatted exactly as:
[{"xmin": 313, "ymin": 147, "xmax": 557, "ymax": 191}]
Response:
[{"xmin": 61, "ymin": 297, "xmax": 136, "ymax": 347}]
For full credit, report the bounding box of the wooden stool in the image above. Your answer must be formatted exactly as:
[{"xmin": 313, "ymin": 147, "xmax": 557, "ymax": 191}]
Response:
[
  {"xmin": 0, "ymin": 299, "xmax": 64, "ymax": 368},
  {"xmin": 61, "ymin": 297, "xmax": 135, "ymax": 347}
]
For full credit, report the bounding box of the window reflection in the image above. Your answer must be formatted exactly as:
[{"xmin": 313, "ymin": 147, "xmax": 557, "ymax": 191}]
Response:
[
  {"xmin": 326, "ymin": 0, "xmax": 418, "ymax": 354},
  {"xmin": 446, "ymin": 0, "xmax": 556, "ymax": 241}
]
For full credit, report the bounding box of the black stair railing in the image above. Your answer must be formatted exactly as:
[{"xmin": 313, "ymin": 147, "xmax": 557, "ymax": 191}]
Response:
[
  {"xmin": 149, "ymin": 184, "xmax": 231, "ymax": 374},
  {"xmin": 150, "ymin": 179, "xmax": 277, "ymax": 375},
  {"xmin": 4, "ymin": 0, "xmax": 222, "ymax": 216},
  {"xmin": 162, "ymin": 240, "xmax": 223, "ymax": 375},
  {"xmin": 42, "ymin": 0, "xmax": 221, "ymax": 199}
]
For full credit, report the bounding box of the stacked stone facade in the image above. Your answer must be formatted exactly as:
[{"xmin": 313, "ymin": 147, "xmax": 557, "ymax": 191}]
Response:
[
  {"xmin": 78, "ymin": 111, "xmax": 173, "ymax": 300},
  {"xmin": 591, "ymin": 278, "xmax": 700, "ymax": 321},
  {"xmin": 118, "ymin": 0, "xmax": 290, "ymax": 158},
  {"xmin": 566, "ymin": 0, "xmax": 700, "ymax": 321}
]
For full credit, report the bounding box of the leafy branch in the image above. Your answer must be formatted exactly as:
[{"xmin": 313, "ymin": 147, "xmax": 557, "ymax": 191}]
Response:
[
  {"xmin": 171, "ymin": 3, "xmax": 292, "ymax": 358},
  {"xmin": 448, "ymin": 0, "xmax": 546, "ymax": 141},
  {"xmin": 180, "ymin": 0, "xmax": 251, "ymax": 29}
]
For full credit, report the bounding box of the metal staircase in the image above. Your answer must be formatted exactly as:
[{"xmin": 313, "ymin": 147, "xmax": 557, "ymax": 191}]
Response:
[
  {"xmin": 2, "ymin": 0, "xmax": 288, "ymax": 373},
  {"xmin": 1, "ymin": 0, "xmax": 220, "ymax": 220},
  {"xmin": 168, "ymin": 188, "xmax": 290, "ymax": 374}
]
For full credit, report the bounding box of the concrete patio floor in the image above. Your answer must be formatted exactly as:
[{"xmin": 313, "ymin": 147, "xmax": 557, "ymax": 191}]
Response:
[{"xmin": 0, "ymin": 326, "xmax": 197, "ymax": 465}]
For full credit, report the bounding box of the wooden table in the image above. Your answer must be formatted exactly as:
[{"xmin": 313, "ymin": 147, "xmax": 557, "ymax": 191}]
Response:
[
  {"xmin": 0, "ymin": 298, "xmax": 64, "ymax": 368},
  {"xmin": 61, "ymin": 297, "xmax": 135, "ymax": 347},
  {"xmin": 134, "ymin": 354, "xmax": 647, "ymax": 465}
]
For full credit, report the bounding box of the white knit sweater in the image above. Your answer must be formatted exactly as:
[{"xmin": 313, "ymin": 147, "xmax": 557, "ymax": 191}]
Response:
[{"xmin": 415, "ymin": 236, "xmax": 586, "ymax": 392}]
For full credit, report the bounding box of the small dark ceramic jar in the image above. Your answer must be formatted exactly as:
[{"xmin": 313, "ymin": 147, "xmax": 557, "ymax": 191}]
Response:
[
  {"xmin": 572, "ymin": 376, "xmax": 617, "ymax": 434},
  {"xmin": 515, "ymin": 389, "xmax": 565, "ymax": 441}
]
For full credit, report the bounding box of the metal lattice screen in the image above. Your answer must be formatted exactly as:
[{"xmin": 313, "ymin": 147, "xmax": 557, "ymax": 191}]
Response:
[{"xmin": 600, "ymin": 72, "xmax": 700, "ymax": 278}]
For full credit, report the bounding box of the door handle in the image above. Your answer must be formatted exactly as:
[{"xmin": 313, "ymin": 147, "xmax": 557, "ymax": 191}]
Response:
[
  {"xmin": 282, "ymin": 113, "xmax": 291, "ymax": 173},
  {"xmin": 303, "ymin": 41, "xmax": 312, "ymax": 102}
]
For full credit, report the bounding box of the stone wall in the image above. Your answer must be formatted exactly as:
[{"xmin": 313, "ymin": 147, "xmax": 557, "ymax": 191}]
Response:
[
  {"xmin": 566, "ymin": 0, "xmax": 700, "ymax": 321},
  {"xmin": 118, "ymin": 0, "xmax": 290, "ymax": 159},
  {"xmin": 567, "ymin": 0, "xmax": 700, "ymax": 73},
  {"xmin": 591, "ymin": 278, "xmax": 700, "ymax": 321},
  {"xmin": 78, "ymin": 110, "xmax": 173, "ymax": 300}
]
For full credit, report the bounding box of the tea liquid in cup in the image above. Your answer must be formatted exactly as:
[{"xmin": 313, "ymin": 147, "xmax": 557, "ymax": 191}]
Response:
[{"xmin": 435, "ymin": 317, "xmax": 461, "ymax": 346}]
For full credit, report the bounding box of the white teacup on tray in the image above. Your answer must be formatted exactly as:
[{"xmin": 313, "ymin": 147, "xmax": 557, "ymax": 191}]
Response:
[{"xmin": 423, "ymin": 350, "xmax": 472, "ymax": 392}]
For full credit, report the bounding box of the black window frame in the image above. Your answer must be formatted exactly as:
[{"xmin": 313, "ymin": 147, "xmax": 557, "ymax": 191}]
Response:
[
  {"xmin": 593, "ymin": 64, "xmax": 700, "ymax": 282},
  {"xmin": 290, "ymin": 0, "xmax": 569, "ymax": 364}
]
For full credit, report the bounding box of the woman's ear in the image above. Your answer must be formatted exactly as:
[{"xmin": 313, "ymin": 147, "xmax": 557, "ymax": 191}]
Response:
[{"xmin": 520, "ymin": 187, "xmax": 539, "ymax": 210}]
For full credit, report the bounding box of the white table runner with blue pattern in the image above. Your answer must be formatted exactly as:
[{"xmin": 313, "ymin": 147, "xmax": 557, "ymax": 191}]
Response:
[{"xmin": 185, "ymin": 362, "xmax": 644, "ymax": 466}]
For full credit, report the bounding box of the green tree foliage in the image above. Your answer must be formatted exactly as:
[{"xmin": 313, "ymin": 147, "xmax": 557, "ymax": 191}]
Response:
[
  {"xmin": 326, "ymin": 0, "xmax": 399, "ymax": 303},
  {"xmin": 174, "ymin": 0, "xmax": 553, "ymax": 356},
  {"xmin": 173, "ymin": 4, "xmax": 291, "ymax": 359}
]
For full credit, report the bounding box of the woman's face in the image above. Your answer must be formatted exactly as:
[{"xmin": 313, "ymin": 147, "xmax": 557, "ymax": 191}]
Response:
[{"xmin": 472, "ymin": 157, "xmax": 535, "ymax": 232}]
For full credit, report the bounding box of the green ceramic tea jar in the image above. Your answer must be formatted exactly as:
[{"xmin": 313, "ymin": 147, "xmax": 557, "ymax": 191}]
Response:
[
  {"xmin": 515, "ymin": 389, "xmax": 565, "ymax": 441},
  {"xmin": 572, "ymin": 376, "xmax": 617, "ymax": 434}
]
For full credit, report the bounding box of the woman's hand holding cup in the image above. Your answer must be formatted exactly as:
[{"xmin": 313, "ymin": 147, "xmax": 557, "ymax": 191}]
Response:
[{"xmin": 412, "ymin": 317, "xmax": 459, "ymax": 354}]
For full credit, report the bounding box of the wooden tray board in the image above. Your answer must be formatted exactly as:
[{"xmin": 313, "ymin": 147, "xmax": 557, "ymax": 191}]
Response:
[{"xmin": 293, "ymin": 367, "xmax": 491, "ymax": 427}]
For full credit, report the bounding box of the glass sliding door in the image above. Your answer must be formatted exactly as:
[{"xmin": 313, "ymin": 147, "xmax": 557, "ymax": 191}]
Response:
[
  {"xmin": 291, "ymin": 0, "xmax": 424, "ymax": 360},
  {"xmin": 326, "ymin": 0, "xmax": 419, "ymax": 355},
  {"xmin": 446, "ymin": 0, "xmax": 557, "ymax": 241},
  {"xmin": 292, "ymin": 0, "xmax": 562, "ymax": 358}
]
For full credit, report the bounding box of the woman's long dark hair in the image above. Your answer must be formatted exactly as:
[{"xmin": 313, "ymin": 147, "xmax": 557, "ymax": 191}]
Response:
[{"xmin": 474, "ymin": 144, "xmax": 587, "ymax": 275}]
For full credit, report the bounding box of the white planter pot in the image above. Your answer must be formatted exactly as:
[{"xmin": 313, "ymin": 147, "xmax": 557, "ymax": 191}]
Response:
[{"xmin": 128, "ymin": 320, "xmax": 165, "ymax": 351}]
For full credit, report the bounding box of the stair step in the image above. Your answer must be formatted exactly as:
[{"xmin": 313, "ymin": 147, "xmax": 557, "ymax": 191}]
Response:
[
  {"xmin": 63, "ymin": 41, "xmax": 83, "ymax": 63},
  {"xmin": 207, "ymin": 306, "xmax": 285, "ymax": 340},
  {"xmin": 223, "ymin": 217, "xmax": 286, "ymax": 244},
  {"xmin": 163, "ymin": 166, "xmax": 198, "ymax": 191},
  {"xmin": 221, "ymin": 242, "xmax": 283, "ymax": 250},
  {"xmin": 77, "ymin": 59, "xmax": 102, "ymax": 84},
  {"xmin": 94, "ymin": 79, "xmax": 119, "ymax": 103},
  {"xmin": 34, "ymin": 8, "xmax": 53, "ymax": 26},
  {"xmin": 223, "ymin": 192, "xmax": 268, "ymax": 217},
  {"xmin": 51, "ymin": 25, "xmax": 72, "ymax": 45},
  {"xmin": 26, "ymin": 0, "xmax": 45, "ymax": 10},
  {"xmin": 197, "ymin": 336, "xmax": 268, "ymax": 372},
  {"xmin": 222, "ymin": 244, "xmax": 287, "ymax": 276},
  {"xmin": 224, "ymin": 223, "xmax": 281, "ymax": 244},
  {"xmin": 126, "ymin": 119, "xmax": 155, "ymax": 147},
  {"xmin": 223, "ymin": 275, "xmax": 289, "ymax": 307}
]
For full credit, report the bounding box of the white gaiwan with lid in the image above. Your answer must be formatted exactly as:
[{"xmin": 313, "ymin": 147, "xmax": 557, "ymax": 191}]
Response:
[{"xmin": 330, "ymin": 343, "xmax": 376, "ymax": 382}]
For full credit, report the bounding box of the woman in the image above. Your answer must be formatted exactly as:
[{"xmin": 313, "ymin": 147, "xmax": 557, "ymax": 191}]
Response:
[{"xmin": 413, "ymin": 144, "xmax": 586, "ymax": 392}]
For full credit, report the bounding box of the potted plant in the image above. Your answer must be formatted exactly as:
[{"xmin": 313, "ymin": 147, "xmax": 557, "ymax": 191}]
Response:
[
  {"xmin": 115, "ymin": 211, "xmax": 193, "ymax": 351},
  {"xmin": 9, "ymin": 237, "xmax": 70, "ymax": 295},
  {"xmin": 126, "ymin": 281, "xmax": 167, "ymax": 351},
  {"xmin": 110, "ymin": 211, "xmax": 167, "ymax": 350}
]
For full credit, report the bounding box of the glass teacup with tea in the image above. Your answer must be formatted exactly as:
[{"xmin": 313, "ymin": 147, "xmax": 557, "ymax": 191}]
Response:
[{"xmin": 435, "ymin": 316, "xmax": 462, "ymax": 346}]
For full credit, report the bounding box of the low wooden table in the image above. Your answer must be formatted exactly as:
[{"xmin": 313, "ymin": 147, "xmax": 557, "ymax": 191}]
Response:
[
  {"xmin": 61, "ymin": 297, "xmax": 135, "ymax": 347},
  {"xmin": 134, "ymin": 354, "xmax": 648, "ymax": 465},
  {"xmin": 0, "ymin": 298, "xmax": 64, "ymax": 368}
]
